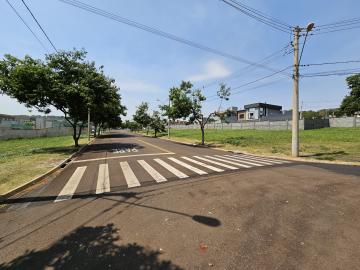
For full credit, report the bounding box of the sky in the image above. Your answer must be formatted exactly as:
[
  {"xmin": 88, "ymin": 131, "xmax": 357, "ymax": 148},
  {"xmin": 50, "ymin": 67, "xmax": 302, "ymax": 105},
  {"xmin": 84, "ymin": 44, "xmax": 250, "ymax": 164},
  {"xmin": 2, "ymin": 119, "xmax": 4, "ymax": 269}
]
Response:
[{"xmin": 1, "ymin": 0, "xmax": 359, "ymax": 119}]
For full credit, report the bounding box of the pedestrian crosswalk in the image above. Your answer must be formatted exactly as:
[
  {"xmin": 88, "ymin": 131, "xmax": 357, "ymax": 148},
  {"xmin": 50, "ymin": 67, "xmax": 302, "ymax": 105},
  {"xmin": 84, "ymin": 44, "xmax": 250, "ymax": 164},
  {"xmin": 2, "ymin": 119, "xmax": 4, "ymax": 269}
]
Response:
[{"xmin": 52, "ymin": 154, "xmax": 292, "ymax": 203}]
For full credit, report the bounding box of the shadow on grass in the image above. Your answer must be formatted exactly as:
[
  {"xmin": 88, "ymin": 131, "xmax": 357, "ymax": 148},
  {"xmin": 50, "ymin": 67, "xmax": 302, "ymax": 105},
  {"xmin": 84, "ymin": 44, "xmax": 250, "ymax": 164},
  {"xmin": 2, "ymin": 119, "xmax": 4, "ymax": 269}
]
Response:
[
  {"xmin": 301, "ymin": 151, "xmax": 348, "ymax": 160},
  {"xmin": 0, "ymin": 223, "xmax": 183, "ymax": 270}
]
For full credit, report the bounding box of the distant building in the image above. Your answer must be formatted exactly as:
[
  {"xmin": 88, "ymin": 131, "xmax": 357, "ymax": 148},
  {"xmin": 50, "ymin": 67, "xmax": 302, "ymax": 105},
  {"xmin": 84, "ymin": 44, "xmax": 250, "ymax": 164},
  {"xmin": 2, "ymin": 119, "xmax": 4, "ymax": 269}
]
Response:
[{"xmin": 240, "ymin": 103, "xmax": 282, "ymax": 120}]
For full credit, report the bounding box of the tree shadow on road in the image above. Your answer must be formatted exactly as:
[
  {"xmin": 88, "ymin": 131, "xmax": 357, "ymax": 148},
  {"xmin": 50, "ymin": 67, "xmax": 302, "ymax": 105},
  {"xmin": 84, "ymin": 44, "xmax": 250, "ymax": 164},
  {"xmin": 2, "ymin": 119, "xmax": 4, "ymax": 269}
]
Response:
[{"xmin": 0, "ymin": 223, "xmax": 183, "ymax": 270}]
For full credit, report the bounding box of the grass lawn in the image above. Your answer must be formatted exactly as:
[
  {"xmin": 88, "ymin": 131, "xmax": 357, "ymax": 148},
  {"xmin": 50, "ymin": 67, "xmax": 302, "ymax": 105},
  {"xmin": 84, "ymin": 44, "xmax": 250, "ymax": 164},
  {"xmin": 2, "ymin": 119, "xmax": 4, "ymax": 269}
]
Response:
[
  {"xmin": 164, "ymin": 128, "xmax": 360, "ymax": 163},
  {"xmin": 0, "ymin": 135, "xmax": 87, "ymax": 195}
]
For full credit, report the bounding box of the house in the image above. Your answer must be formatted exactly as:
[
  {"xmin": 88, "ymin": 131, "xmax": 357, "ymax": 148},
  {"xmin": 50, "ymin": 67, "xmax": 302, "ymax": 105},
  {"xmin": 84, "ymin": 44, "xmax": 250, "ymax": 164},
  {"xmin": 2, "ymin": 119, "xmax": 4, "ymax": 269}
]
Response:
[{"xmin": 237, "ymin": 103, "xmax": 282, "ymax": 121}]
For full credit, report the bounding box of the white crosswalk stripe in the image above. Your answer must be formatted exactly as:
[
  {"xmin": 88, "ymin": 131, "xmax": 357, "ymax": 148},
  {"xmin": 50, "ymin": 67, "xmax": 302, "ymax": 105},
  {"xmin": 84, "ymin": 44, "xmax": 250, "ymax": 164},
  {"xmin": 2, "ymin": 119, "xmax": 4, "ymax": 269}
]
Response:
[
  {"xmin": 120, "ymin": 161, "xmax": 141, "ymax": 188},
  {"xmin": 205, "ymin": 155, "xmax": 251, "ymax": 168},
  {"xmin": 154, "ymin": 158, "xmax": 189, "ymax": 178},
  {"xmin": 227, "ymin": 155, "xmax": 275, "ymax": 165},
  {"xmin": 235, "ymin": 154, "xmax": 288, "ymax": 164},
  {"xmin": 193, "ymin": 156, "xmax": 238, "ymax": 170},
  {"xmin": 219, "ymin": 155, "xmax": 265, "ymax": 166},
  {"xmin": 53, "ymin": 154, "xmax": 292, "ymax": 202},
  {"xmin": 55, "ymin": 166, "xmax": 87, "ymax": 202},
  {"xmin": 138, "ymin": 160, "xmax": 167, "ymax": 183},
  {"xmin": 96, "ymin": 163, "xmax": 110, "ymax": 194},
  {"xmin": 181, "ymin": 156, "xmax": 224, "ymax": 172},
  {"xmin": 168, "ymin": 157, "xmax": 208, "ymax": 175}
]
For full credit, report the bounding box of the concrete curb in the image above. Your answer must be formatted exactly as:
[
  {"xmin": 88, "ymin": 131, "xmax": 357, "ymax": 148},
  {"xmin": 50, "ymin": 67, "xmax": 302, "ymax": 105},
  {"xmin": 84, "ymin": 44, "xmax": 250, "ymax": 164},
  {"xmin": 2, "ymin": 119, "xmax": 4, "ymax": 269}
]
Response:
[
  {"xmin": 159, "ymin": 137, "xmax": 360, "ymax": 167},
  {"xmin": 0, "ymin": 137, "xmax": 96, "ymax": 201}
]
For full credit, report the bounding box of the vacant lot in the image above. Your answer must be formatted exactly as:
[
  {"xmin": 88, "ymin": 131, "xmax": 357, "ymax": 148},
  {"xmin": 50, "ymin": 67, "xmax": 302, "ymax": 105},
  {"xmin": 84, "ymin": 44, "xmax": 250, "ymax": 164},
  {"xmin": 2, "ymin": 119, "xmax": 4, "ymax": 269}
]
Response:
[
  {"xmin": 165, "ymin": 128, "xmax": 360, "ymax": 163},
  {"xmin": 0, "ymin": 136, "xmax": 87, "ymax": 194}
]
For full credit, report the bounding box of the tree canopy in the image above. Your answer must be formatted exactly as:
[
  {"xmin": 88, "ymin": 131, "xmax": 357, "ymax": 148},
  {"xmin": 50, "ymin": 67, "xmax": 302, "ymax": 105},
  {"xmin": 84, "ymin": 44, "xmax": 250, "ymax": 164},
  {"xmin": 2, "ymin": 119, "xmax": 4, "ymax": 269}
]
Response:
[
  {"xmin": 0, "ymin": 49, "xmax": 126, "ymax": 146},
  {"xmin": 340, "ymin": 74, "xmax": 360, "ymax": 116}
]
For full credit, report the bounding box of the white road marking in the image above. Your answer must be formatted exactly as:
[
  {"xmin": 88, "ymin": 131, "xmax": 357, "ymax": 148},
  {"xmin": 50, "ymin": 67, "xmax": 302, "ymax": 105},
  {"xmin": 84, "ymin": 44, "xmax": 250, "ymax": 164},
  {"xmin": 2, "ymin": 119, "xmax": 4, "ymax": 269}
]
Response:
[
  {"xmin": 120, "ymin": 161, "xmax": 141, "ymax": 188},
  {"xmin": 96, "ymin": 164, "xmax": 110, "ymax": 194},
  {"xmin": 168, "ymin": 157, "xmax": 207, "ymax": 175},
  {"xmin": 219, "ymin": 155, "xmax": 265, "ymax": 166},
  {"xmin": 181, "ymin": 156, "xmax": 224, "ymax": 172},
  {"xmin": 227, "ymin": 155, "xmax": 274, "ymax": 165},
  {"xmin": 154, "ymin": 158, "xmax": 188, "ymax": 178},
  {"xmin": 55, "ymin": 166, "xmax": 87, "ymax": 202},
  {"xmin": 193, "ymin": 156, "xmax": 238, "ymax": 170},
  {"xmin": 205, "ymin": 156, "xmax": 252, "ymax": 168},
  {"xmin": 138, "ymin": 160, "xmax": 167, "ymax": 183},
  {"xmin": 73, "ymin": 152, "xmax": 174, "ymax": 164},
  {"xmin": 236, "ymin": 154, "xmax": 289, "ymax": 164}
]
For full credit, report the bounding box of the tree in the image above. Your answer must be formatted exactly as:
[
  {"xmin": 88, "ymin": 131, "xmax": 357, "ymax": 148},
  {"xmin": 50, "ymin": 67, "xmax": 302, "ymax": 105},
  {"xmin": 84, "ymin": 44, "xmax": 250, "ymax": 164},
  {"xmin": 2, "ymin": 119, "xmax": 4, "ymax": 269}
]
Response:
[
  {"xmin": 88, "ymin": 71, "xmax": 126, "ymax": 137},
  {"xmin": 217, "ymin": 83, "xmax": 231, "ymax": 112},
  {"xmin": 216, "ymin": 83, "xmax": 231, "ymax": 129},
  {"xmin": 161, "ymin": 81, "xmax": 213, "ymax": 145},
  {"xmin": 160, "ymin": 81, "xmax": 193, "ymax": 121},
  {"xmin": 340, "ymin": 74, "xmax": 360, "ymax": 116},
  {"xmin": 149, "ymin": 111, "xmax": 166, "ymax": 138},
  {"xmin": 0, "ymin": 49, "xmax": 126, "ymax": 146},
  {"xmin": 133, "ymin": 102, "xmax": 151, "ymax": 133}
]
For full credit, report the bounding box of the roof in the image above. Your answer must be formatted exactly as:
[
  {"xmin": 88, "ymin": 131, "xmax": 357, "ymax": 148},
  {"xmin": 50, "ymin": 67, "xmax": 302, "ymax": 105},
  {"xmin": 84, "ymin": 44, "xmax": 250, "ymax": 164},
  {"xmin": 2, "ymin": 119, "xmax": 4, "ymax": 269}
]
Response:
[{"xmin": 244, "ymin": 103, "xmax": 282, "ymax": 110}]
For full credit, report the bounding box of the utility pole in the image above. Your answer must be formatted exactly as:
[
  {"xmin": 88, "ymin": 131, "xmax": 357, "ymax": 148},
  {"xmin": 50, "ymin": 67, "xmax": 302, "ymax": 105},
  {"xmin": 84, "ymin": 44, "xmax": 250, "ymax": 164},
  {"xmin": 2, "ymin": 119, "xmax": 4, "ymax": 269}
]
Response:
[
  {"xmin": 292, "ymin": 26, "xmax": 300, "ymax": 157},
  {"xmin": 167, "ymin": 94, "xmax": 170, "ymax": 139},
  {"xmin": 87, "ymin": 107, "xmax": 91, "ymax": 142}
]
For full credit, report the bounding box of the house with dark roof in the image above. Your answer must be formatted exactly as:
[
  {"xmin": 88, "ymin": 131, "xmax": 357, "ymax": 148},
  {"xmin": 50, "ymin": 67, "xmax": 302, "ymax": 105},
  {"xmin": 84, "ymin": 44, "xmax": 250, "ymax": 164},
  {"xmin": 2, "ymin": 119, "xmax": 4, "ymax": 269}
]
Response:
[{"xmin": 237, "ymin": 103, "xmax": 282, "ymax": 121}]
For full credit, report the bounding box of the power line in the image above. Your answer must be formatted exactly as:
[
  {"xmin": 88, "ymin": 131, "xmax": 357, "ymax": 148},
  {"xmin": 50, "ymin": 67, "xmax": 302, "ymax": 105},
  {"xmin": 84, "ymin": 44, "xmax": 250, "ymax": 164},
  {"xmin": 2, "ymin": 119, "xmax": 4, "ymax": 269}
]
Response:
[
  {"xmin": 5, "ymin": 0, "xmax": 49, "ymax": 52},
  {"xmin": 205, "ymin": 77, "xmax": 286, "ymax": 103},
  {"xmin": 21, "ymin": 0, "xmax": 58, "ymax": 52},
  {"xmin": 301, "ymin": 68, "xmax": 360, "ymax": 77},
  {"xmin": 221, "ymin": 0, "xmax": 292, "ymax": 33},
  {"xmin": 200, "ymin": 43, "xmax": 293, "ymax": 89},
  {"xmin": 58, "ymin": 0, "xmax": 289, "ymax": 75},
  {"xmin": 316, "ymin": 17, "xmax": 360, "ymax": 28},
  {"xmin": 300, "ymin": 60, "xmax": 360, "ymax": 67},
  {"xmin": 205, "ymin": 65, "xmax": 292, "ymax": 101}
]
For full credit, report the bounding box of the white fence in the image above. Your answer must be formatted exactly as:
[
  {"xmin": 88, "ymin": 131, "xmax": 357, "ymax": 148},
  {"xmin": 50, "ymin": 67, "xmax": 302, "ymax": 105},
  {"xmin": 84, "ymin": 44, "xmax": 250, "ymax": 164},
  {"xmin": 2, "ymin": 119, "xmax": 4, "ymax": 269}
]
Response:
[{"xmin": 0, "ymin": 127, "xmax": 73, "ymax": 140}]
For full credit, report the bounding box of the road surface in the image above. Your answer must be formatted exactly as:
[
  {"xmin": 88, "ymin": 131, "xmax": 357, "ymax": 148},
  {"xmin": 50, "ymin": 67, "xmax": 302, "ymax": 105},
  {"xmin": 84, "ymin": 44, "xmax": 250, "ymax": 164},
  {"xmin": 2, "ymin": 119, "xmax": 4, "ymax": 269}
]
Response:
[{"xmin": 0, "ymin": 131, "xmax": 359, "ymax": 269}]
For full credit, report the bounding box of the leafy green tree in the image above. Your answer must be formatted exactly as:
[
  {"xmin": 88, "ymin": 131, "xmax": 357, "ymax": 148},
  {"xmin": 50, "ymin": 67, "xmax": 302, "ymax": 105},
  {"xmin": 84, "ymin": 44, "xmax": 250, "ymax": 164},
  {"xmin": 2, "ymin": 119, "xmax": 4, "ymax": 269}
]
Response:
[
  {"xmin": 133, "ymin": 102, "xmax": 151, "ymax": 134},
  {"xmin": 88, "ymin": 71, "xmax": 126, "ymax": 137},
  {"xmin": 150, "ymin": 111, "xmax": 166, "ymax": 138},
  {"xmin": 0, "ymin": 49, "xmax": 126, "ymax": 146},
  {"xmin": 161, "ymin": 81, "xmax": 213, "ymax": 145},
  {"xmin": 340, "ymin": 74, "xmax": 360, "ymax": 116},
  {"xmin": 160, "ymin": 81, "xmax": 193, "ymax": 121}
]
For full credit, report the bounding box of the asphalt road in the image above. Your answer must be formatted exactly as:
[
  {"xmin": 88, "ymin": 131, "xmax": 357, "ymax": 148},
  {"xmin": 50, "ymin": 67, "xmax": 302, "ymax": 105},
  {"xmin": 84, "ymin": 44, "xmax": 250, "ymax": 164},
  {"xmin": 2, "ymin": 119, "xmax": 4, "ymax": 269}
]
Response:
[{"xmin": 0, "ymin": 131, "xmax": 359, "ymax": 270}]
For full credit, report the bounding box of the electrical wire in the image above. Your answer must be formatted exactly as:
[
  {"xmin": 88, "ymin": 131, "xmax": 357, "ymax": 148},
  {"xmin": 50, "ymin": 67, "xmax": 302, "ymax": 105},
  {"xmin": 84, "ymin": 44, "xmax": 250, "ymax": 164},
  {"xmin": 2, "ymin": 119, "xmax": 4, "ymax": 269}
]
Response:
[
  {"xmin": 301, "ymin": 68, "xmax": 360, "ymax": 77},
  {"xmin": 200, "ymin": 43, "xmax": 293, "ymax": 90},
  {"xmin": 21, "ymin": 0, "xmax": 58, "ymax": 52},
  {"xmin": 221, "ymin": 0, "xmax": 292, "ymax": 33},
  {"xmin": 58, "ymin": 0, "xmax": 289, "ymax": 75},
  {"xmin": 300, "ymin": 60, "xmax": 360, "ymax": 67},
  {"xmin": 5, "ymin": 0, "xmax": 49, "ymax": 52},
  {"xmin": 205, "ymin": 65, "xmax": 292, "ymax": 101},
  {"xmin": 205, "ymin": 77, "xmax": 287, "ymax": 103}
]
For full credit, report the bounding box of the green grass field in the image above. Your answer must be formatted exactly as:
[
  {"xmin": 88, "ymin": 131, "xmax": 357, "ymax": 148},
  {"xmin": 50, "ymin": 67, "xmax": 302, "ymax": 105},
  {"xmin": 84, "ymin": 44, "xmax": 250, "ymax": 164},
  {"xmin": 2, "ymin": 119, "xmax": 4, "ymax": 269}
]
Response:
[
  {"xmin": 0, "ymin": 135, "xmax": 87, "ymax": 194},
  {"xmin": 165, "ymin": 128, "xmax": 360, "ymax": 163}
]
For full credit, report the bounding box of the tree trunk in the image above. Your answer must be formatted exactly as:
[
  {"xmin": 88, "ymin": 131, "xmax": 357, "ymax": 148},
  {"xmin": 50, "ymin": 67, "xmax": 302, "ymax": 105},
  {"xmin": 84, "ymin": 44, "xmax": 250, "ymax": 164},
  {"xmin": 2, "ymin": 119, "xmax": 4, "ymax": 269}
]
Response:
[
  {"xmin": 72, "ymin": 123, "xmax": 79, "ymax": 147},
  {"xmin": 154, "ymin": 129, "xmax": 157, "ymax": 138},
  {"xmin": 201, "ymin": 126, "xmax": 205, "ymax": 145},
  {"xmin": 93, "ymin": 124, "xmax": 98, "ymax": 137},
  {"xmin": 146, "ymin": 126, "xmax": 149, "ymax": 135}
]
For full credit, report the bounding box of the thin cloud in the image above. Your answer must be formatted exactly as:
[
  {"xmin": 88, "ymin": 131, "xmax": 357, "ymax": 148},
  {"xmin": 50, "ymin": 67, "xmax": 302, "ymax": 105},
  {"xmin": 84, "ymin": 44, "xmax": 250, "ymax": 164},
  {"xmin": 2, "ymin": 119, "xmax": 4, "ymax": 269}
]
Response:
[
  {"xmin": 186, "ymin": 60, "xmax": 232, "ymax": 82},
  {"xmin": 120, "ymin": 81, "xmax": 162, "ymax": 93}
]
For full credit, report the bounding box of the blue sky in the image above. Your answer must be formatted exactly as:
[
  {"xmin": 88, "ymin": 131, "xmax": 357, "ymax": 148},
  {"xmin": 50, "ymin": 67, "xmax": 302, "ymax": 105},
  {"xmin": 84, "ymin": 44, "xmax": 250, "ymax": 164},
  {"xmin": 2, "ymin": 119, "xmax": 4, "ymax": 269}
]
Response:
[{"xmin": 1, "ymin": 0, "xmax": 359, "ymax": 119}]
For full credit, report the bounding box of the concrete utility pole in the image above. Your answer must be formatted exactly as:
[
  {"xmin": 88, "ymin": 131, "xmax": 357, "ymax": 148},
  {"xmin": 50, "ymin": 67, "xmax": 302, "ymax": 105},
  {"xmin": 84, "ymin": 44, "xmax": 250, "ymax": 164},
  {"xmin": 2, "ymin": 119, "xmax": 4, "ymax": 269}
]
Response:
[
  {"xmin": 168, "ymin": 94, "xmax": 170, "ymax": 139},
  {"xmin": 292, "ymin": 26, "xmax": 300, "ymax": 157},
  {"xmin": 87, "ymin": 108, "xmax": 91, "ymax": 142},
  {"xmin": 291, "ymin": 22, "xmax": 314, "ymax": 157}
]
